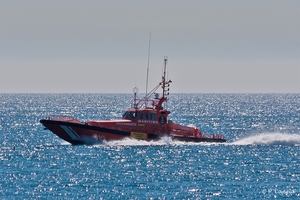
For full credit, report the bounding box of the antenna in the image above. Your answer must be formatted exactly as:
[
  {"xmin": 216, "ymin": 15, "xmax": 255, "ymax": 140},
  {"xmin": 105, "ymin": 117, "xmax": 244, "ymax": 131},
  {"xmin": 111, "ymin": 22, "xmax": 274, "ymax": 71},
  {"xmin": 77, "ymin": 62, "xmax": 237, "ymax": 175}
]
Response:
[
  {"xmin": 163, "ymin": 56, "xmax": 167, "ymax": 98},
  {"xmin": 145, "ymin": 32, "xmax": 151, "ymax": 95}
]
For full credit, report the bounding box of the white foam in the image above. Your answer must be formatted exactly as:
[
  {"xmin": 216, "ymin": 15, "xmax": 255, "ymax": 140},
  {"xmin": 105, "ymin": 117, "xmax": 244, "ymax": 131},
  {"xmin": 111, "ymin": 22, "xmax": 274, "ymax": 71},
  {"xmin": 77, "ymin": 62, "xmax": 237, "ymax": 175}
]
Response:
[
  {"xmin": 104, "ymin": 136, "xmax": 172, "ymax": 146},
  {"xmin": 58, "ymin": 133, "xmax": 300, "ymax": 147},
  {"xmin": 60, "ymin": 141, "xmax": 72, "ymax": 145},
  {"xmin": 57, "ymin": 135, "xmax": 225, "ymax": 146},
  {"xmin": 232, "ymin": 133, "xmax": 300, "ymax": 146},
  {"xmin": 187, "ymin": 124, "xmax": 197, "ymax": 128},
  {"xmin": 103, "ymin": 136, "xmax": 220, "ymax": 146}
]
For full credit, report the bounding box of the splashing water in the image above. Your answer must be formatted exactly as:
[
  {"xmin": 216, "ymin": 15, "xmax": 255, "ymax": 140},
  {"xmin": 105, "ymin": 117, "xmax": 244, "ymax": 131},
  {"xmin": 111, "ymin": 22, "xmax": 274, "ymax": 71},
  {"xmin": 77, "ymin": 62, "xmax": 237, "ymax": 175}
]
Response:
[
  {"xmin": 70, "ymin": 136, "xmax": 221, "ymax": 146},
  {"xmin": 60, "ymin": 133, "xmax": 300, "ymax": 147},
  {"xmin": 232, "ymin": 133, "xmax": 300, "ymax": 146},
  {"xmin": 104, "ymin": 137, "xmax": 170, "ymax": 146}
]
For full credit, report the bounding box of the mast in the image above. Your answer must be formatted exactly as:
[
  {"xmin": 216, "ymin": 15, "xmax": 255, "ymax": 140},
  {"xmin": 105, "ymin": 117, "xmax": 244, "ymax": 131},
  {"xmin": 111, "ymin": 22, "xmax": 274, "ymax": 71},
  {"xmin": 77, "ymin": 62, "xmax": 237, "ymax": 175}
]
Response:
[
  {"xmin": 145, "ymin": 32, "xmax": 151, "ymax": 95},
  {"xmin": 134, "ymin": 57, "xmax": 171, "ymax": 110},
  {"xmin": 155, "ymin": 56, "xmax": 171, "ymax": 110},
  {"xmin": 133, "ymin": 87, "xmax": 139, "ymax": 109},
  {"xmin": 162, "ymin": 56, "xmax": 167, "ymax": 99}
]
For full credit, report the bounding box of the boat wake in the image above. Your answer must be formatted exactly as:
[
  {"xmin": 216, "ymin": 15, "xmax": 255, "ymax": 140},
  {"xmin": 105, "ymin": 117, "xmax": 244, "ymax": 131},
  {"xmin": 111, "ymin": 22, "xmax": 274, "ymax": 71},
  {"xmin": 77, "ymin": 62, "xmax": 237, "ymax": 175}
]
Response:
[
  {"xmin": 232, "ymin": 133, "xmax": 300, "ymax": 146},
  {"xmin": 103, "ymin": 137, "xmax": 219, "ymax": 146},
  {"xmin": 104, "ymin": 137, "xmax": 173, "ymax": 146},
  {"xmin": 59, "ymin": 137, "xmax": 223, "ymax": 146},
  {"xmin": 57, "ymin": 133, "xmax": 300, "ymax": 147}
]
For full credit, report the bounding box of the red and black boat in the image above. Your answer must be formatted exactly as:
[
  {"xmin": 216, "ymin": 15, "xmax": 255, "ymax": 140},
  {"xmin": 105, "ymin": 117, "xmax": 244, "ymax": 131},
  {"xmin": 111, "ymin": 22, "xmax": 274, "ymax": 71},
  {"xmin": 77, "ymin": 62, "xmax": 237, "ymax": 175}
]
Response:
[{"xmin": 40, "ymin": 58, "xmax": 226, "ymax": 144}]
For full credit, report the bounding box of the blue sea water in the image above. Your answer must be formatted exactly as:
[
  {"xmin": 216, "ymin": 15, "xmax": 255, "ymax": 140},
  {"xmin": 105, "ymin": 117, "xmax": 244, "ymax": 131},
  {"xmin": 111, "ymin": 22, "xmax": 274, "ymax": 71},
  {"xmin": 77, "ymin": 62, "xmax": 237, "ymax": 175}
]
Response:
[{"xmin": 0, "ymin": 93, "xmax": 299, "ymax": 199}]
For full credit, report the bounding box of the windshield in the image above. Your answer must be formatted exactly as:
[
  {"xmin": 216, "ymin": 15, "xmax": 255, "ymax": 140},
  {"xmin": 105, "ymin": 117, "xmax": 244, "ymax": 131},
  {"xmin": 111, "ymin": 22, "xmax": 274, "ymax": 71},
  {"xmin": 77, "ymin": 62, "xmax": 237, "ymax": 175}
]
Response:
[{"xmin": 122, "ymin": 111, "xmax": 137, "ymax": 119}]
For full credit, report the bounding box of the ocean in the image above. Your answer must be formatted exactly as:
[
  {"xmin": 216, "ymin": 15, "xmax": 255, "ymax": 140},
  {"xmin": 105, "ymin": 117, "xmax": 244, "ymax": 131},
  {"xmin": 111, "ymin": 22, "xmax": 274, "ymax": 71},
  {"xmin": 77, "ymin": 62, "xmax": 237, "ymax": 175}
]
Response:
[{"xmin": 0, "ymin": 93, "xmax": 299, "ymax": 199}]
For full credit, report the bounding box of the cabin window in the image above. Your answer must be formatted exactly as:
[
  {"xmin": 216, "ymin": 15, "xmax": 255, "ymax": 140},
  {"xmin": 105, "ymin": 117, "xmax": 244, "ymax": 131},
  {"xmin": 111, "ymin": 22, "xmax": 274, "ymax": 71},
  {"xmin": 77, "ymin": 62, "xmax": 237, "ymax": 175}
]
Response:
[
  {"xmin": 151, "ymin": 113, "xmax": 156, "ymax": 120},
  {"xmin": 122, "ymin": 111, "xmax": 136, "ymax": 119},
  {"xmin": 138, "ymin": 112, "xmax": 159, "ymax": 123},
  {"xmin": 138, "ymin": 112, "xmax": 158, "ymax": 121},
  {"xmin": 132, "ymin": 112, "xmax": 137, "ymax": 118},
  {"xmin": 139, "ymin": 113, "xmax": 144, "ymax": 119}
]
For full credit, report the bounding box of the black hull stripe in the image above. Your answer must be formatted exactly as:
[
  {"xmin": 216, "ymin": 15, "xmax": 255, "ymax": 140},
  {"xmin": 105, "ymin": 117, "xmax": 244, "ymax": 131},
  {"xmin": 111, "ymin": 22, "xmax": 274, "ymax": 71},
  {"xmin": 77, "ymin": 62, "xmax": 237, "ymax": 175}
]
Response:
[{"xmin": 172, "ymin": 136, "xmax": 226, "ymax": 143}]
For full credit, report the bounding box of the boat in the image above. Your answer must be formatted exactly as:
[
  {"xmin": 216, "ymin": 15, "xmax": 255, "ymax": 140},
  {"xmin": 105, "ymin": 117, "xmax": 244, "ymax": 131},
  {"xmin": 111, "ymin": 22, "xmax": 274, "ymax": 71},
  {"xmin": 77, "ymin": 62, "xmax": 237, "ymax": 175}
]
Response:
[{"xmin": 40, "ymin": 58, "xmax": 226, "ymax": 144}]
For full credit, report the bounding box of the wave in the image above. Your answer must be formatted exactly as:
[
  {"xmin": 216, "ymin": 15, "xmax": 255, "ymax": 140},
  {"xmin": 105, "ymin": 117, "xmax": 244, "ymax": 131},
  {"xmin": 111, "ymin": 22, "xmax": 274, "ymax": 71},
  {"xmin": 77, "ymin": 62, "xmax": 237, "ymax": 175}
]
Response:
[
  {"xmin": 58, "ymin": 137, "xmax": 175, "ymax": 146},
  {"xmin": 103, "ymin": 136, "xmax": 220, "ymax": 146},
  {"xmin": 57, "ymin": 133, "xmax": 300, "ymax": 147},
  {"xmin": 232, "ymin": 133, "xmax": 300, "ymax": 146},
  {"xmin": 104, "ymin": 137, "xmax": 174, "ymax": 146},
  {"xmin": 105, "ymin": 133, "xmax": 300, "ymax": 146}
]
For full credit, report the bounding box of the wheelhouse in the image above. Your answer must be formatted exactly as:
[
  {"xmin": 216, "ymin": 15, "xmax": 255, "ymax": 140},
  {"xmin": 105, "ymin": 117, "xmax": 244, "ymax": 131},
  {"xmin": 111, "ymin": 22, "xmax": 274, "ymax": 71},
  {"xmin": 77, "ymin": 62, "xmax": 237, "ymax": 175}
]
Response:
[
  {"xmin": 122, "ymin": 111, "xmax": 138, "ymax": 119},
  {"xmin": 122, "ymin": 110, "xmax": 157, "ymax": 121},
  {"xmin": 122, "ymin": 109, "xmax": 170, "ymax": 125}
]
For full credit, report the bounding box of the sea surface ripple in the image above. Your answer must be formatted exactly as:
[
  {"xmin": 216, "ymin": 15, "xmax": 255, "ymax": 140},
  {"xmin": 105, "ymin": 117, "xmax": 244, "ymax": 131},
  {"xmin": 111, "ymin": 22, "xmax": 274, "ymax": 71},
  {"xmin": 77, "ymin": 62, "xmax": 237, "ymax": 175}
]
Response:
[{"xmin": 0, "ymin": 93, "xmax": 299, "ymax": 199}]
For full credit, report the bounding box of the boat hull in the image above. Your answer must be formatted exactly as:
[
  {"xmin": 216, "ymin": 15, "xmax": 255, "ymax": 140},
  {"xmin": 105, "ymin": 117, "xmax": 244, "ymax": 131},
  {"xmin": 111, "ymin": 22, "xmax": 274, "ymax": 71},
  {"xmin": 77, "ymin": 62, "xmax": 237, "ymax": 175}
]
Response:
[
  {"xmin": 172, "ymin": 136, "xmax": 226, "ymax": 143},
  {"xmin": 40, "ymin": 119, "xmax": 226, "ymax": 145},
  {"xmin": 40, "ymin": 119, "xmax": 159, "ymax": 145}
]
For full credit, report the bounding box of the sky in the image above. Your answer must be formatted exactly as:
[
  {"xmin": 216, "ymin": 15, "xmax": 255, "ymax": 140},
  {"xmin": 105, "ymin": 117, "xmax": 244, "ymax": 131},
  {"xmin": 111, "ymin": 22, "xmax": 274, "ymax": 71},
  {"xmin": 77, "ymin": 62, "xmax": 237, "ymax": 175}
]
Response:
[{"xmin": 0, "ymin": 0, "xmax": 299, "ymax": 93}]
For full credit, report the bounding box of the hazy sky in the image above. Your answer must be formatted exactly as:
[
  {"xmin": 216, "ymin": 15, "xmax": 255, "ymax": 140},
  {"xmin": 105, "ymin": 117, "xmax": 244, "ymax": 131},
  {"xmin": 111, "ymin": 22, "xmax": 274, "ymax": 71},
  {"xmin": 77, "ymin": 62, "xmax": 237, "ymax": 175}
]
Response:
[{"xmin": 0, "ymin": 0, "xmax": 299, "ymax": 93}]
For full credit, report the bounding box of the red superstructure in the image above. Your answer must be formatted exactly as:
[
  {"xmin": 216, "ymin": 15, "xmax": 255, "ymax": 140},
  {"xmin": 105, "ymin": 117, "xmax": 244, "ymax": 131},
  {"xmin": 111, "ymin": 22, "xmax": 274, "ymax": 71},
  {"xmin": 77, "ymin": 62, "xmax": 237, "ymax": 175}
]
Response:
[{"xmin": 40, "ymin": 58, "xmax": 226, "ymax": 144}]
